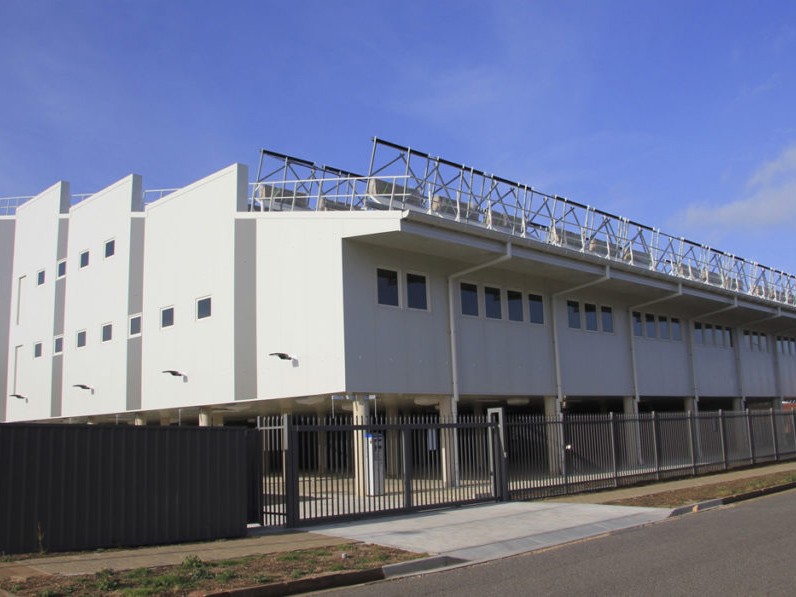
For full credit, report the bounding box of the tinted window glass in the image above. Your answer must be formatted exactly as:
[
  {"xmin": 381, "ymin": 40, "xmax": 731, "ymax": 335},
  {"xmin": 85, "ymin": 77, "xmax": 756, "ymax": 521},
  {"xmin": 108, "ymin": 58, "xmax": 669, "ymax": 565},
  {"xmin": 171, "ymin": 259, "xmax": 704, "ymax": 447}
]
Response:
[
  {"xmin": 161, "ymin": 307, "xmax": 174, "ymax": 328},
  {"xmin": 197, "ymin": 297, "xmax": 212, "ymax": 319},
  {"xmin": 567, "ymin": 301, "xmax": 581, "ymax": 329},
  {"xmin": 507, "ymin": 290, "xmax": 523, "ymax": 321},
  {"xmin": 460, "ymin": 283, "xmax": 478, "ymax": 316},
  {"xmin": 406, "ymin": 274, "xmax": 427, "ymax": 310},
  {"xmin": 601, "ymin": 306, "xmax": 613, "ymax": 333},
  {"xmin": 485, "ymin": 287, "xmax": 502, "ymax": 319},
  {"xmin": 528, "ymin": 294, "xmax": 544, "ymax": 324},
  {"xmin": 584, "ymin": 303, "xmax": 598, "ymax": 331},
  {"xmin": 377, "ymin": 268, "xmax": 399, "ymax": 306}
]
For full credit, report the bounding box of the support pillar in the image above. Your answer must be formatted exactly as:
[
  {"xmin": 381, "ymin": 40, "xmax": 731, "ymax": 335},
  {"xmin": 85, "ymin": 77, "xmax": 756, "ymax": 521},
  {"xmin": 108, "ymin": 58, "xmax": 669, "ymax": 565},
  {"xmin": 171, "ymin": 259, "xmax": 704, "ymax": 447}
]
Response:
[
  {"xmin": 159, "ymin": 414, "xmax": 171, "ymax": 427},
  {"xmin": 198, "ymin": 408, "xmax": 212, "ymax": 427},
  {"xmin": 134, "ymin": 413, "xmax": 146, "ymax": 427},
  {"xmin": 732, "ymin": 397, "xmax": 744, "ymax": 412},
  {"xmin": 212, "ymin": 413, "xmax": 224, "ymax": 427},
  {"xmin": 439, "ymin": 396, "xmax": 458, "ymax": 487},
  {"xmin": 623, "ymin": 396, "xmax": 641, "ymax": 467},
  {"xmin": 684, "ymin": 396, "xmax": 698, "ymax": 413},
  {"xmin": 544, "ymin": 396, "xmax": 563, "ymax": 476},
  {"xmin": 352, "ymin": 395, "xmax": 370, "ymax": 496}
]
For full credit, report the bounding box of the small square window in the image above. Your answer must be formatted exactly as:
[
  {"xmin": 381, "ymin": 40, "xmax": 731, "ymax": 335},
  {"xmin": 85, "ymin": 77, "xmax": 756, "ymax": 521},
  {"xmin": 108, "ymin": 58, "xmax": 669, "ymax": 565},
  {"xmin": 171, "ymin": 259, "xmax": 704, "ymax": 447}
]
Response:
[
  {"xmin": 406, "ymin": 273, "xmax": 428, "ymax": 310},
  {"xmin": 37, "ymin": 270, "xmax": 45, "ymax": 286},
  {"xmin": 377, "ymin": 268, "xmax": 399, "ymax": 307},
  {"xmin": 54, "ymin": 336, "xmax": 63, "ymax": 355},
  {"xmin": 77, "ymin": 330, "xmax": 87, "ymax": 348},
  {"xmin": 57, "ymin": 260, "xmax": 66, "ymax": 278},
  {"xmin": 129, "ymin": 315, "xmax": 142, "ymax": 337},
  {"xmin": 34, "ymin": 342, "xmax": 42, "ymax": 358},
  {"xmin": 161, "ymin": 307, "xmax": 175, "ymax": 328},
  {"xmin": 484, "ymin": 287, "xmax": 502, "ymax": 319},
  {"xmin": 197, "ymin": 297, "xmax": 212, "ymax": 319},
  {"xmin": 101, "ymin": 323, "xmax": 113, "ymax": 342},
  {"xmin": 80, "ymin": 250, "xmax": 90, "ymax": 268},
  {"xmin": 507, "ymin": 290, "xmax": 523, "ymax": 322},
  {"xmin": 105, "ymin": 239, "xmax": 115, "ymax": 258},
  {"xmin": 567, "ymin": 300, "xmax": 581, "ymax": 329},
  {"xmin": 601, "ymin": 306, "xmax": 614, "ymax": 333},
  {"xmin": 460, "ymin": 283, "xmax": 479, "ymax": 316},
  {"xmin": 528, "ymin": 294, "xmax": 544, "ymax": 324},
  {"xmin": 584, "ymin": 303, "xmax": 598, "ymax": 331}
]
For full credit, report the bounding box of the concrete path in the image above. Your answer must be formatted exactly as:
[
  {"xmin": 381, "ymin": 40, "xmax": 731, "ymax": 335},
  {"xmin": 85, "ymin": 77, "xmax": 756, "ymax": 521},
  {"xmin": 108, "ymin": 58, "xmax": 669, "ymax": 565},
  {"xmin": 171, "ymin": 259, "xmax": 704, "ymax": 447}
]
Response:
[{"xmin": 311, "ymin": 501, "xmax": 670, "ymax": 562}]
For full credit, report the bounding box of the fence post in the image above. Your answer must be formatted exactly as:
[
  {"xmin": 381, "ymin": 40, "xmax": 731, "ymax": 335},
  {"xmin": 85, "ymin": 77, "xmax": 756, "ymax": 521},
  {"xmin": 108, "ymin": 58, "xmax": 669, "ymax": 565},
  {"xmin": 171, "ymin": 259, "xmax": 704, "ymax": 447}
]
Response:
[
  {"xmin": 609, "ymin": 412, "xmax": 618, "ymax": 487},
  {"xmin": 401, "ymin": 427, "xmax": 413, "ymax": 511},
  {"xmin": 687, "ymin": 411, "xmax": 697, "ymax": 476},
  {"xmin": 745, "ymin": 409, "xmax": 756, "ymax": 465},
  {"xmin": 283, "ymin": 414, "xmax": 300, "ymax": 528},
  {"xmin": 792, "ymin": 410, "xmax": 796, "ymax": 458},
  {"xmin": 719, "ymin": 410, "xmax": 728, "ymax": 471},
  {"xmin": 652, "ymin": 412, "xmax": 661, "ymax": 481},
  {"xmin": 771, "ymin": 408, "xmax": 779, "ymax": 462}
]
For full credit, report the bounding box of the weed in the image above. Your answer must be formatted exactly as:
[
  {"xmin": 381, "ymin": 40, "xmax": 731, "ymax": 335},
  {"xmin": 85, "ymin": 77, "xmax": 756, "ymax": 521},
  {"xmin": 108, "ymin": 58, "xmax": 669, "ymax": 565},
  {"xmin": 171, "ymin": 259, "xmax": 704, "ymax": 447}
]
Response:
[{"xmin": 95, "ymin": 567, "xmax": 120, "ymax": 591}]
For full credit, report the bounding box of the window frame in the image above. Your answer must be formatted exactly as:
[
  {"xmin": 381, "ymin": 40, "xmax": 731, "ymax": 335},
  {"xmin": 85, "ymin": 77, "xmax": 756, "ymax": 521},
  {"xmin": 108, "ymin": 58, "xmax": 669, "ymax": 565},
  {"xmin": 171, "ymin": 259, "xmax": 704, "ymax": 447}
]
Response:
[
  {"xmin": 101, "ymin": 322, "xmax": 113, "ymax": 343},
  {"xmin": 196, "ymin": 296, "xmax": 212, "ymax": 320},
  {"xmin": 405, "ymin": 272, "xmax": 429, "ymax": 311},
  {"xmin": 484, "ymin": 286, "xmax": 502, "ymax": 320},
  {"xmin": 161, "ymin": 306, "xmax": 175, "ymax": 329},
  {"xmin": 376, "ymin": 267, "xmax": 400, "ymax": 308},
  {"xmin": 528, "ymin": 293, "xmax": 544, "ymax": 325},
  {"xmin": 129, "ymin": 314, "xmax": 142, "ymax": 337},
  {"xmin": 79, "ymin": 250, "xmax": 90, "ymax": 269},
  {"xmin": 566, "ymin": 300, "xmax": 581, "ymax": 329},
  {"xmin": 54, "ymin": 335, "xmax": 63, "ymax": 355},
  {"xmin": 36, "ymin": 269, "xmax": 45, "ymax": 286},
  {"xmin": 601, "ymin": 306, "xmax": 614, "ymax": 333},
  {"xmin": 57, "ymin": 259, "xmax": 66, "ymax": 279},
  {"xmin": 507, "ymin": 289, "xmax": 523, "ymax": 322},
  {"xmin": 460, "ymin": 282, "xmax": 479, "ymax": 317},
  {"xmin": 34, "ymin": 342, "xmax": 43, "ymax": 358},
  {"xmin": 104, "ymin": 238, "xmax": 116, "ymax": 259},
  {"xmin": 76, "ymin": 330, "xmax": 87, "ymax": 348},
  {"xmin": 584, "ymin": 303, "xmax": 598, "ymax": 331}
]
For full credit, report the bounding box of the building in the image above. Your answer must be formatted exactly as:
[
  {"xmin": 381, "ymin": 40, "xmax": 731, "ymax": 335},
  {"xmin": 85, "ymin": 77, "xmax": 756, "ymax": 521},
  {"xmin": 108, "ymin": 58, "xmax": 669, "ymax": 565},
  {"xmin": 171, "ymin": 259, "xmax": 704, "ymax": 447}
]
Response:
[{"xmin": 3, "ymin": 139, "xmax": 796, "ymax": 426}]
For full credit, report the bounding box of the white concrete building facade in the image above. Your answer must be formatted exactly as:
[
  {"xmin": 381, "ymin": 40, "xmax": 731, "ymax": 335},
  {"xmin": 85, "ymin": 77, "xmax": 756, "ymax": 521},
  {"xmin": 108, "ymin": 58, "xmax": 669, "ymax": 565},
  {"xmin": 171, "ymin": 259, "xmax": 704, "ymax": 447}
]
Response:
[{"xmin": 3, "ymin": 140, "xmax": 796, "ymax": 425}]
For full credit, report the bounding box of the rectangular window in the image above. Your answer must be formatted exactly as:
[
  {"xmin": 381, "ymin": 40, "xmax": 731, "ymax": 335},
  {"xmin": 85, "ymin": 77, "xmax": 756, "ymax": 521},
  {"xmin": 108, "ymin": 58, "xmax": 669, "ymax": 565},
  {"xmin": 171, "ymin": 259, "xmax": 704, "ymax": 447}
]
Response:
[
  {"xmin": 80, "ymin": 250, "xmax": 90, "ymax": 268},
  {"xmin": 101, "ymin": 323, "xmax": 113, "ymax": 342},
  {"xmin": 724, "ymin": 327, "xmax": 733, "ymax": 348},
  {"xmin": 406, "ymin": 273, "xmax": 428, "ymax": 310},
  {"xmin": 77, "ymin": 330, "xmax": 87, "ymax": 348},
  {"xmin": 671, "ymin": 318, "xmax": 682, "ymax": 341},
  {"xmin": 693, "ymin": 322, "xmax": 703, "ymax": 344},
  {"xmin": 760, "ymin": 333, "xmax": 768, "ymax": 352},
  {"xmin": 161, "ymin": 307, "xmax": 175, "ymax": 328},
  {"xmin": 507, "ymin": 290, "xmax": 523, "ymax": 321},
  {"xmin": 34, "ymin": 342, "xmax": 42, "ymax": 358},
  {"xmin": 129, "ymin": 314, "xmax": 142, "ymax": 337},
  {"xmin": 645, "ymin": 313, "xmax": 657, "ymax": 338},
  {"xmin": 632, "ymin": 311, "xmax": 643, "ymax": 337},
  {"xmin": 791, "ymin": 339, "xmax": 796, "ymax": 355},
  {"xmin": 37, "ymin": 269, "xmax": 45, "ymax": 286},
  {"xmin": 460, "ymin": 283, "xmax": 479, "ymax": 316},
  {"xmin": 658, "ymin": 316, "xmax": 670, "ymax": 340},
  {"xmin": 57, "ymin": 259, "xmax": 66, "ymax": 278},
  {"xmin": 105, "ymin": 239, "xmax": 115, "ymax": 258},
  {"xmin": 197, "ymin": 297, "xmax": 212, "ymax": 319},
  {"xmin": 528, "ymin": 294, "xmax": 544, "ymax": 324},
  {"xmin": 584, "ymin": 303, "xmax": 598, "ymax": 331},
  {"xmin": 377, "ymin": 268, "xmax": 399, "ymax": 307},
  {"xmin": 601, "ymin": 306, "xmax": 614, "ymax": 333},
  {"xmin": 705, "ymin": 324, "xmax": 714, "ymax": 345},
  {"xmin": 567, "ymin": 300, "xmax": 581, "ymax": 329},
  {"xmin": 743, "ymin": 330, "xmax": 752, "ymax": 349},
  {"xmin": 484, "ymin": 286, "xmax": 502, "ymax": 319},
  {"xmin": 54, "ymin": 336, "xmax": 63, "ymax": 355}
]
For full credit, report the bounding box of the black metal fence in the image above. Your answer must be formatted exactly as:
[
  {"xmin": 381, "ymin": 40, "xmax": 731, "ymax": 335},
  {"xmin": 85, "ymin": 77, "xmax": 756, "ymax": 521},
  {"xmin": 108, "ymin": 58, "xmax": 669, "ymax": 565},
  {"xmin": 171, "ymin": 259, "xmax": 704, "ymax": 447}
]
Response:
[
  {"xmin": 259, "ymin": 409, "xmax": 796, "ymax": 527},
  {"xmin": 0, "ymin": 424, "xmax": 258, "ymax": 555}
]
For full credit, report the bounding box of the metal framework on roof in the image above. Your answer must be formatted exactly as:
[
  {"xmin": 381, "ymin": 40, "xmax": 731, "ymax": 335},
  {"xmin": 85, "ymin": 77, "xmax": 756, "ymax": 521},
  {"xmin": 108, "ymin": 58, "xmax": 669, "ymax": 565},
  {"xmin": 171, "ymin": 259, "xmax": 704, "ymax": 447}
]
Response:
[{"xmin": 250, "ymin": 138, "xmax": 796, "ymax": 309}]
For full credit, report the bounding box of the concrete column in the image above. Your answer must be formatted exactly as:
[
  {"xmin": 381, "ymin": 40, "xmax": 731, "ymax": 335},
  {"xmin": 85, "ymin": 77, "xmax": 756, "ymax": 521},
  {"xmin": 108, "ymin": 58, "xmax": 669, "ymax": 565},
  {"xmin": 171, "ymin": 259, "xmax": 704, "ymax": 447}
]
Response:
[
  {"xmin": 133, "ymin": 414, "xmax": 146, "ymax": 426},
  {"xmin": 623, "ymin": 396, "xmax": 641, "ymax": 467},
  {"xmin": 159, "ymin": 414, "xmax": 171, "ymax": 427},
  {"xmin": 353, "ymin": 395, "xmax": 370, "ymax": 496},
  {"xmin": 386, "ymin": 404, "xmax": 400, "ymax": 478},
  {"xmin": 684, "ymin": 396, "xmax": 698, "ymax": 413},
  {"xmin": 211, "ymin": 413, "xmax": 224, "ymax": 427},
  {"xmin": 439, "ymin": 396, "xmax": 458, "ymax": 487},
  {"xmin": 733, "ymin": 397, "xmax": 745, "ymax": 412},
  {"xmin": 198, "ymin": 408, "xmax": 212, "ymax": 427},
  {"xmin": 544, "ymin": 396, "xmax": 563, "ymax": 476}
]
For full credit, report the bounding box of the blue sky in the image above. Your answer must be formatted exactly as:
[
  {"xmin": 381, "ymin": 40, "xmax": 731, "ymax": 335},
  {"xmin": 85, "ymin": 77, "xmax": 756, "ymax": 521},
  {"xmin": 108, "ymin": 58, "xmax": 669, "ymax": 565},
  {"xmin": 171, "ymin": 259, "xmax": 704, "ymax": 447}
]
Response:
[{"xmin": 2, "ymin": 1, "xmax": 796, "ymax": 272}]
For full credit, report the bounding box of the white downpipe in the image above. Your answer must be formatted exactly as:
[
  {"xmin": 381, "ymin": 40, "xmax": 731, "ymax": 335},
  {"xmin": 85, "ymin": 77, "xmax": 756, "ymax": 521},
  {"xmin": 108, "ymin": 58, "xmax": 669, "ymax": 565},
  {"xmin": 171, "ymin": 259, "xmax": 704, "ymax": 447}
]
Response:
[{"xmin": 551, "ymin": 266, "xmax": 612, "ymax": 405}]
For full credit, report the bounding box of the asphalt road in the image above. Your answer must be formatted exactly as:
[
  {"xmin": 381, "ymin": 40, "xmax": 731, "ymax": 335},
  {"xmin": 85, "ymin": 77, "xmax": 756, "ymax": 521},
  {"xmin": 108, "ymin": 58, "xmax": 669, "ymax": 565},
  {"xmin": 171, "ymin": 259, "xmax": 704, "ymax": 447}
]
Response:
[{"xmin": 330, "ymin": 489, "xmax": 796, "ymax": 596}]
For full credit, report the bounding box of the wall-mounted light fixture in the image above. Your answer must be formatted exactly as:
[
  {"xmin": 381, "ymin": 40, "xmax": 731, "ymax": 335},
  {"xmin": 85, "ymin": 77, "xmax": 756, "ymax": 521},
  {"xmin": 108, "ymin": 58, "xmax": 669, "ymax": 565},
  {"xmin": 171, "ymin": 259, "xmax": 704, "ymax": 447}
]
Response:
[
  {"xmin": 162, "ymin": 369, "xmax": 188, "ymax": 382},
  {"xmin": 268, "ymin": 352, "xmax": 298, "ymax": 367},
  {"xmin": 73, "ymin": 384, "xmax": 95, "ymax": 395},
  {"xmin": 9, "ymin": 393, "xmax": 28, "ymax": 403}
]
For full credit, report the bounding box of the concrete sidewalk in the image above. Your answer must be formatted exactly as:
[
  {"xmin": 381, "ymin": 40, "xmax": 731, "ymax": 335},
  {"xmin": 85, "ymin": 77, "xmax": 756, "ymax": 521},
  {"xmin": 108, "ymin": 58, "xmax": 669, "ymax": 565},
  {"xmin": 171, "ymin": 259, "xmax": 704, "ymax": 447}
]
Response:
[{"xmin": 2, "ymin": 460, "xmax": 795, "ymax": 583}]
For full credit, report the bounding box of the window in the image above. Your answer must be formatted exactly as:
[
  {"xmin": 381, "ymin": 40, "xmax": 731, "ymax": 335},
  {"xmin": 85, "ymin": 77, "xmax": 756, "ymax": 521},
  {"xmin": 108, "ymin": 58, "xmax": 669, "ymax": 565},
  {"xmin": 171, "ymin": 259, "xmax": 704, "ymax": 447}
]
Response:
[
  {"xmin": 507, "ymin": 290, "xmax": 523, "ymax": 322},
  {"xmin": 406, "ymin": 273, "xmax": 428, "ymax": 310},
  {"xmin": 377, "ymin": 268, "xmax": 399, "ymax": 307},
  {"xmin": 197, "ymin": 297, "xmax": 212, "ymax": 319},
  {"xmin": 705, "ymin": 324, "xmax": 714, "ymax": 345},
  {"xmin": 34, "ymin": 342, "xmax": 42, "ymax": 358},
  {"xmin": 671, "ymin": 318, "xmax": 682, "ymax": 341},
  {"xmin": 528, "ymin": 294, "xmax": 544, "ymax": 324},
  {"xmin": 658, "ymin": 316, "xmax": 670, "ymax": 340},
  {"xmin": 645, "ymin": 313, "xmax": 657, "ymax": 338},
  {"xmin": 760, "ymin": 333, "xmax": 769, "ymax": 352},
  {"xmin": 129, "ymin": 314, "xmax": 142, "ymax": 337},
  {"xmin": 460, "ymin": 283, "xmax": 478, "ymax": 316},
  {"xmin": 80, "ymin": 250, "xmax": 90, "ymax": 268},
  {"xmin": 161, "ymin": 307, "xmax": 175, "ymax": 328},
  {"xmin": 724, "ymin": 327, "xmax": 733, "ymax": 348},
  {"xmin": 105, "ymin": 239, "xmax": 115, "ymax": 258},
  {"xmin": 101, "ymin": 323, "xmax": 113, "ymax": 342},
  {"xmin": 77, "ymin": 330, "xmax": 87, "ymax": 348},
  {"xmin": 54, "ymin": 336, "xmax": 63, "ymax": 355},
  {"xmin": 743, "ymin": 330, "xmax": 751, "ymax": 349},
  {"xmin": 584, "ymin": 303, "xmax": 598, "ymax": 331},
  {"xmin": 694, "ymin": 322, "xmax": 703, "ymax": 344},
  {"xmin": 57, "ymin": 260, "xmax": 66, "ymax": 278},
  {"xmin": 567, "ymin": 300, "xmax": 581, "ymax": 329},
  {"xmin": 484, "ymin": 287, "xmax": 502, "ymax": 319},
  {"xmin": 601, "ymin": 306, "xmax": 614, "ymax": 333},
  {"xmin": 632, "ymin": 311, "xmax": 643, "ymax": 336},
  {"xmin": 37, "ymin": 270, "xmax": 45, "ymax": 286}
]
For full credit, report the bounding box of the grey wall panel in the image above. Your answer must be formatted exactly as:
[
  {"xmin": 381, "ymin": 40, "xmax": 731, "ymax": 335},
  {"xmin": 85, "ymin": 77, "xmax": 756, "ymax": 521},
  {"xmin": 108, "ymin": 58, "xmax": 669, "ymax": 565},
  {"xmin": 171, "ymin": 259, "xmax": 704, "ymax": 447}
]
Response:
[
  {"xmin": 0, "ymin": 219, "xmax": 15, "ymax": 422},
  {"xmin": 57, "ymin": 218, "xmax": 68, "ymax": 259},
  {"xmin": 126, "ymin": 335, "xmax": 142, "ymax": 411},
  {"xmin": 0, "ymin": 425, "xmax": 252, "ymax": 555},
  {"xmin": 50, "ymin": 355, "xmax": 63, "ymax": 417},
  {"xmin": 234, "ymin": 219, "xmax": 257, "ymax": 400},
  {"xmin": 53, "ymin": 278, "xmax": 65, "ymax": 335},
  {"xmin": 127, "ymin": 218, "xmax": 145, "ymax": 315}
]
